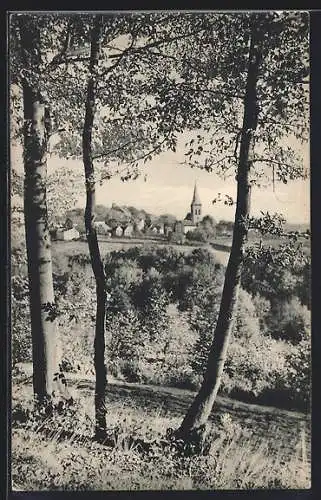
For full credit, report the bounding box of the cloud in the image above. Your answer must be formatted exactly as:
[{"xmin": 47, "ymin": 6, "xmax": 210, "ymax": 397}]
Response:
[{"xmin": 11, "ymin": 145, "xmax": 310, "ymax": 224}]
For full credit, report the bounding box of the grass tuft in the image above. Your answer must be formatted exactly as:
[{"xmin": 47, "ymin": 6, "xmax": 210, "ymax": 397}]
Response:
[{"xmin": 12, "ymin": 381, "xmax": 310, "ymax": 491}]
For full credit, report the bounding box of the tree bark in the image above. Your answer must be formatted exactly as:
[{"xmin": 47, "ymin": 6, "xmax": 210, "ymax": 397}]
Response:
[
  {"xmin": 18, "ymin": 17, "xmax": 58, "ymax": 401},
  {"xmin": 177, "ymin": 21, "xmax": 263, "ymax": 440},
  {"xmin": 82, "ymin": 15, "xmax": 107, "ymax": 440}
]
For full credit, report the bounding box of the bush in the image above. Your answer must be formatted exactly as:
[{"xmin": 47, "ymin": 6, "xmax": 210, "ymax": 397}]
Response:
[
  {"xmin": 271, "ymin": 336, "xmax": 311, "ymax": 409},
  {"xmin": 252, "ymin": 294, "xmax": 271, "ymax": 333},
  {"xmin": 190, "ymin": 288, "xmax": 260, "ymax": 375},
  {"xmin": 242, "ymin": 242, "xmax": 311, "ymax": 308},
  {"xmin": 185, "ymin": 230, "xmax": 207, "ymax": 243},
  {"xmin": 12, "ymin": 275, "xmax": 32, "ymax": 366},
  {"xmin": 106, "ymin": 310, "xmax": 143, "ymax": 363},
  {"xmin": 222, "ymin": 334, "xmax": 289, "ymax": 399},
  {"xmin": 115, "ymin": 359, "xmax": 143, "ymax": 383},
  {"xmin": 187, "ymin": 283, "xmax": 310, "ymax": 410},
  {"xmin": 268, "ymin": 297, "xmax": 310, "ymax": 344}
]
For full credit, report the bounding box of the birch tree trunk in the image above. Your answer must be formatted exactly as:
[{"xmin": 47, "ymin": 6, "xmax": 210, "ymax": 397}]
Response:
[
  {"xmin": 177, "ymin": 21, "xmax": 263, "ymax": 441},
  {"xmin": 18, "ymin": 17, "xmax": 58, "ymax": 402},
  {"xmin": 82, "ymin": 15, "xmax": 107, "ymax": 440}
]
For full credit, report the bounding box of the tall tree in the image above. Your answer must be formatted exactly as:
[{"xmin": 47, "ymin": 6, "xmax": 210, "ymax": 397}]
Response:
[
  {"xmin": 176, "ymin": 19, "xmax": 263, "ymax": 440},
  {"xmin": 82, "ymin": 15, "xmax": 107, "ymax": 439},
  {"xmin": 49, "ymin": 13, "xmax": 209, "ymax": 437},
  {"xmin": 172, "ymin": 12, "xmax": 309, "ymax": 443},
  {"xmin": 17, "ymin": 15, "xmax": 59, "ymax": 401}
]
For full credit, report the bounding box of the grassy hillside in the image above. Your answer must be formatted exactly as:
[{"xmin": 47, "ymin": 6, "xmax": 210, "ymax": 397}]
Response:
[{"xmin": 12, "ymin": 377, "xmax": 310, "ymax": 491}]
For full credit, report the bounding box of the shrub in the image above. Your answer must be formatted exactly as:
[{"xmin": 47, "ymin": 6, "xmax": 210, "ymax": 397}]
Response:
[
  {"xmin": 233, "ymin": 289, "xmax": 261, "ymax": 340},
  {"xmin": 186, "ymin": 282, "xmax": 310, "ymax": 409},
  {"xmin": 252, "ymin": 294, "xmax": 271, "ymax": 332},
  {"xmin": 12, "ymin": 275, "xmax": 32, "ymax": 366},
  {"xmin": 268, "ymin": 297, "xmax": 310, "ymax": 344},
  {"xmin": 242, "ymin": 242, "xmax": 311, "ymax": 308},
  {"xmin": 190, "ymin": 288, "xmax": 260, "ymax": 376},
  {"xmin": 271, "ymin": 336, "xmax": 311, "ymax": 409},
  {"xmin": 106, "ymin": 309, "xmax": 143, "ymax": 363},
  {"xmin": 185, "ymin": 230, "xmax": 207, "ymax": 243},
  {"xmin": 222, "ymin": 334, "xmax": 289, "ymax": 399}
]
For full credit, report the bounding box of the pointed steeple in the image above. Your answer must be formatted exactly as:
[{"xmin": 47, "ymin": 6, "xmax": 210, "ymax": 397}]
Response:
[
  {"xmin": 192, "ymin": 181, "xmax": 201, "ymax": 205},
  {"xmin": 190, "ymin": 181, "xmax": 202, "ymax": 224}
]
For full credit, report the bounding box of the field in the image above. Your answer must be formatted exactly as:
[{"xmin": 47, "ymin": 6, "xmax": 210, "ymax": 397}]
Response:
[{"xmin": 51, "ymin": 238, "xmax": 230, "ymax": 266}]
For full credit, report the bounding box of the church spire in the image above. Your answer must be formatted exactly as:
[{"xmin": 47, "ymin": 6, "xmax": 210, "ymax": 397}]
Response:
[
  {"xmin": 192, "ymin": 181, "xmax": 201, "ymax": 205},
  {"xmin": 191, "ymin": 181, "xmax": 202, "ymax": 224}
]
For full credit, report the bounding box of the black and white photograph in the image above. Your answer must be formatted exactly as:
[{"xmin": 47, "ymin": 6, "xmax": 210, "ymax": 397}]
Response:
[{"xmin": 9, "ymin": 10, "xmax": 311, "ymax": 491}]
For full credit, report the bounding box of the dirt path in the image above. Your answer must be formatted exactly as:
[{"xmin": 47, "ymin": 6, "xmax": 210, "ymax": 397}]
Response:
[{"xmin": 74, "ymin": 378, "xmax": 310, "ymax": 462}]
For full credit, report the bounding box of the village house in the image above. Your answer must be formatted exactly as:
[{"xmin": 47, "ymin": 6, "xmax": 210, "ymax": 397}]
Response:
[
  {"xmin": 112, "ymin": 225, "xmax": 124, "ymax": 237},
  {"xmin": 56, "ymin": 227, "xmax": 80, "ymax": 241},
  {"xmin": 157, "ymin": 223, "xmax": 165, "ymax": 235},
  {"xmin": 55, "ymin": 217, "xmax": 80, "ymax": 241},
  {"xmin": 136, "ymin": 218, "xmax": 145, "ymax": 232},
  {"xmin": 93, "ymin": 220, "xmax": 112, "ymax": 235},
  {"xmin": 123, "ymin": 224, "xmax": 134, "ymax": 237},
  {"xmin": 164, "ymin": 223, "xmax": 174, "ymax": 237},
  {"xmin": 182, "ymin": 220, "xmax": 198, "ymax": 234}
]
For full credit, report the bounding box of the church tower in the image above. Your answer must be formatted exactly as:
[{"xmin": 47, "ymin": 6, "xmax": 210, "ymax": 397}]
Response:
[{"xmin": 191, "ymin": 182, "xmax": 202, "ymax": 224}]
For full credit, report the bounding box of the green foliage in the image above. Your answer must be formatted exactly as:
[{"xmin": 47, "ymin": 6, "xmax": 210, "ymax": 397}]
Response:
[
  {"xmin": 252, "ymin": 294, "xmax": 271, "ymax": 332},
  {"xmin": 242, "ymin": 241, "xmax": 311, "ymax": 307},
  {"xmin": 12, "ymin": 239, "xmax": 311, "ymax": 409},
  {"xmin": 190, "ymin": 289, "xmax": 260, "ymax": 376},
  {"xmin": 185, "ymin": 230, "xmax": 207, "ymax": 242},
  {"xmin": 106, "ymin": 310, "xmax": 143, "ymax": 370},
  {"xmin": 185, "ymin": 216, "xmax": 216, "ymax": 243},
  {"xmin": 283, "ymin": 337, "xmax": 310, "ymax": 407},
  {"xmin": 268, "ymin": 297, "xmax": 310, "ymax": 345},
  {"xmin": 245, "ymin": 212, "xmax": 286, "ymax": 236},
  {"xmin": 12, "ymin": 248, "xmax": 31, "ymax": 366},
  {"xmin": 185, "ymin": 274, "xmax": 310, "ymax": 410},
  {"xmin": 168, "ymin": 232, "xmax": 186, "ymax": 245},
  {"xmin": 12, "ymin": 275, "xmax": 32, "ymax": 365},
  {"xmin": 232, "ymin": 289, "xmax": 261, "ymax": 340},
  {"xmin": 216, "ymin": 220, "xmax": 234, "ymax": 236}
]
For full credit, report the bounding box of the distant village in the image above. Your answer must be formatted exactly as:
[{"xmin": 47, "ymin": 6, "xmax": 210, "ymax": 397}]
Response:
[{"xmin": 51, "ymin": 183, "xmax": 234, "ymax": 243}]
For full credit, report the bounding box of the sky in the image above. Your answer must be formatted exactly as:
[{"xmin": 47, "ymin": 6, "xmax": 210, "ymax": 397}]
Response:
[
  {"xmin": 11, "ymin": 141, "xmax": 310, "ymax": 224},
  {"xmin": 91, "ymin": 149, "xmax": 310, "ymax": 224}
]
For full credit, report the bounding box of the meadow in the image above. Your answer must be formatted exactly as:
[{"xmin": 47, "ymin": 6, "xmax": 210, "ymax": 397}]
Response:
[{"xmin": 51, "ymin": 238, "xmax": 230, "ymax": 266}]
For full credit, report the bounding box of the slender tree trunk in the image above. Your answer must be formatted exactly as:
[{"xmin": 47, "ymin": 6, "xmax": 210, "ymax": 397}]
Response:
[
  {"xmin": 18, "ymin": 17, "xmax": 58, "ymax": 402},
  {"xmin": 82, "ymin": 16, "xmax": 107, "ymax": 440},
  {"xmin": 177, "ymin": 21, "xmax": 263, "ymax": 440}
]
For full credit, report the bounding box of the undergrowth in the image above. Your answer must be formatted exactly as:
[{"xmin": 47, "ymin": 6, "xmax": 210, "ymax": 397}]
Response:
[{"xmin": 12, "ymin": 384, "xmax": 310, "ymax": 491}]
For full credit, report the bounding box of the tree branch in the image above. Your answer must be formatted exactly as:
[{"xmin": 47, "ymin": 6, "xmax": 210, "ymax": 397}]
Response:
[
  {"xmin": 181, "ymin": 155, "xmax": 236, "ymax": 171},
  {"xmin": 252, "ymin": 157, "xmax": 305, "ymax": 172},
  {"xmin": 108, "ymin": 27, "xmax": 205, "ymax": 60},
  {"xmin": 99, "ymin": 33, "xmax": 136, "ymax": 78},
  {"xmin": 45, "ymin": 20, "xmax": 74, "ymax": 70},
  {"xmin": 92, "ymin": 139, "xmax": 135, "ymax": 160},
  {"xmin": 179, "ymin": 84, "xmax": 244, "ymax": 101},
  {"xmin": 46, "ymin": 26, "xmax": 206, "ymax": 71},
  {"xmin": 258, "ymin": 117, "xmax": 308, "ymax": 140}
]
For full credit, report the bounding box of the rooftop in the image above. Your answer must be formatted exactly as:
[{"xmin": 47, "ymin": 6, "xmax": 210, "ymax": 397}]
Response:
[{"xmin": 191, "ymin": 182, "xmax": 201, "ymax": 205}]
